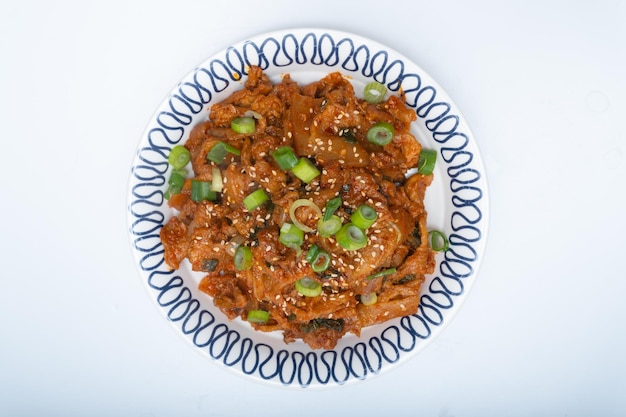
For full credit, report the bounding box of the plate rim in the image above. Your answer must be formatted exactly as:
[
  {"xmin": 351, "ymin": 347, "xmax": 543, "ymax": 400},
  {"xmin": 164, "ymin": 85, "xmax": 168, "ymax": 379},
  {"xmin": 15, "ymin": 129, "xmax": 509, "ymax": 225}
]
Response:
[{"xmin": 126, "ymin": 27, "xmax": 490, "ymax": 389}]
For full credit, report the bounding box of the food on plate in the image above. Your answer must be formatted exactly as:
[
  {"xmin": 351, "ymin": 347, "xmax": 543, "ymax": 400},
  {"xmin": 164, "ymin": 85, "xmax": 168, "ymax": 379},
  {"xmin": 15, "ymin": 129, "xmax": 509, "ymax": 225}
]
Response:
[{"xmin": 160, "ymin": 66, "xmax": 437, "ymax": 350}]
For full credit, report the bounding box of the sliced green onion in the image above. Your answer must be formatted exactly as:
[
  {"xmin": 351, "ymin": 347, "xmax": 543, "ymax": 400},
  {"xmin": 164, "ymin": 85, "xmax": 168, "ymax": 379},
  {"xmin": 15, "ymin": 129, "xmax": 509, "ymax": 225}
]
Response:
[
  {"xmin": 291, "ymin": 157, "xmax": 321, "ymax": 183},
  {"xmin": 191, "ymin": 180, "xmax": 217, "ymax": 202},
  {"xmin": 429, "ymin": 230, "xmax": 449, "ymax": 252},
  {"xmin": 167, "ymin": 169, "xmax": 187, "ymax": 194},
  {"xmin": 295, "ymin": 277, "xmax": 322, "ymax": 297},
  {"xmin": 417, "ymin": 149, "xmax": 437, "ymax": 175},
  {"xmin": 272, "ymin": 146, "xmax": 299, "ymax": 170},
  {"xmin": 335, "ymin": 223, "xmax": 368, "ymax": 251},
  {"xmin": 360, "ymin": 292, "xmax": 377, "ymax": 306},
  {"xmin": 211, "ymin": 166, "xmax": 223, "ymax": 192},
  {"xmin": 168, "ymin": 145, "xmax": 191, "ymax": 170},
  {"xmin": 207, "ymin": 141, "xmax": 241, "ymax": 164},
  {"xmin": 165, "ymin": 169, "xmax": 187, "ymax": 199},
  {"xmin": 364, "ymin": 81, "xmax": 387, "ymax": 104},
  {"xmin": 243, "ymin": 188, "xmax": 269, "ymax": 211},
  {"xmin": 247, "ymin": 309, "xmax": 270, "ymax": 323},
  {"xmin": 318, "ymin": 215, "xmax": 342, "ymax": 238},
  {"xmin": 323, "ymin": 197, "xmax": 342, "ymax": 221},
  {"xmin": 230, "ymin": 116, "xmax": 256, "ymax": 134},
  {"xmin": 350, "ymin": 204, "xmax": 378, "ymax": 229},
  {"xmin": 305, "ymin": 244, "xmax": 331, "ymax": 273},
  {"xmin": 366, "ymin": 267, "xmax": 397, "ymax": 280},
  {"xmin": 279, "ymin": 223, "xmax": 305, "ymax": 249},
  {"xmin": 234, "ymin": 245, "xmax": 253, "ymax": 271},
  {"xmin": 366, "ymin": 121, "xmax": 395, "ymax": 146},
  {"xmin": 289, "ymin": 199, "xmax": 322, "ymax": 233},
  {"xmin": 311, "ymin": 251, "xmax": 331, "ymax": 273},
  {"xmin": 305, "ymin": 244, "xmax": 321, "ymax": 263}
]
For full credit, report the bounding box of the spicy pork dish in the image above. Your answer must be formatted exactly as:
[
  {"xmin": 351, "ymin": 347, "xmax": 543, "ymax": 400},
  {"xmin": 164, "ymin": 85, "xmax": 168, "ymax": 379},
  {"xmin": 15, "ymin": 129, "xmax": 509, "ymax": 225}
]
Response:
[{"xmin": 160, "ymin": 65, "xmax": 437, "ymax": 350}]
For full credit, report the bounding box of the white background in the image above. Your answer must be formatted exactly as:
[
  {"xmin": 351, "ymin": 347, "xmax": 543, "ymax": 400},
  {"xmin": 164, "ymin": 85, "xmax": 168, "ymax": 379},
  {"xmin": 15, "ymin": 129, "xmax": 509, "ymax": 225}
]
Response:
[{"xmin": 1, "ymin": 1, "xmax": 625, "ymax": 416}]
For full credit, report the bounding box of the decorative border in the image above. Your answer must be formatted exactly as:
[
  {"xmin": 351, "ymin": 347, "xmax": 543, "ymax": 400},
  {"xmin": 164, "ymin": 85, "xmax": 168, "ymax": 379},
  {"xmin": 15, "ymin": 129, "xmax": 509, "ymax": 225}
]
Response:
[{"xmin": 127, "ymin": 29, "xmax": 487, "ymax": 388}]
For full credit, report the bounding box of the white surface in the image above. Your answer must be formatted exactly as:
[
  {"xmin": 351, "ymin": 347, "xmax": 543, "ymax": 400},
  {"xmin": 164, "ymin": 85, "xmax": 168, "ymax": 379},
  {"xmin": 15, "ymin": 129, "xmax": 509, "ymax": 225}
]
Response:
[{"xmin": 1, "ymin": 0, "xmax": 624, "ymax": 415}]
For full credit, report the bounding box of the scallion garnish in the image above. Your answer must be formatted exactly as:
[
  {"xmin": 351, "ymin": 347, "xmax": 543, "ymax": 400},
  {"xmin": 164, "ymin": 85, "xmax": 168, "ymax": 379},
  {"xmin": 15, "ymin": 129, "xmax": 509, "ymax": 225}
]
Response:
[
  {"xmin": 247, "ymin": 310, "xmax": 270, "ymax": 324},
  {"xmin": 360, "ymin": 292, "xmax": 377, "ymax": 306},
  {"xmin": 428, "ymin": 230, "xmax": 449, "ymax": 252},
  {"xmin": 291, "ymin": 157, "xmax": 321, "ymax": 183},
  {"xmin": 289, "ymin": 199, "xmax": 322, "ymax": 233},
  {"xmin": 363, "ymin": 81, "xmax": 387, "ymax": 104},
  {"xmin": 234, "ymin": 245, "xmax": 253, "ymax": 271},
  {"xmin": 305, "ymin": 244, "xmax": 331, "ymax": 273},
  {"xmin": 230, "ymin": 116, "xmax": 256, "ymax": 134},
  {"xmin": 271, "ymin": 146, "xmax": 299, "ymax": 170},
  {"xmin": 207, "ymin": 141, "xmax": 241, "ymax": 164},
  {"xmin": 295, "ymin": 277, "xmax": 322, "ymax": 297},
  {"xmin": 323, "ymin": 197, "xmax": 342, "ymax": 221},
  {"xmin": 366, "ymin": 121, "xmax": 394, "ymax": 146},
  {"xmin": 417, "ymin": 149, "xmax": 437, "ymax": 175},
  {"xmin": 190, "ymin": 180, "xmax": 217, "ymax": 202},
  {"xmin": 167, "ymin": 169, "xmax": 187, "ymax": 195},
  {"xmin": 317, "ymin": 215, "xmax": 342, "ymax": 238},
  {"xmin": 366, "ymin": 267, "xmax": 397, "ymax": 280},
  {"xmin": 243, "ymin": 189, "xmax": 269, "ymax": 211},
  {"xmin": 335, "ymin": 223, "xmax": 368, "ymax": 251},
  {"xmin": 168, "ymin": 145, "xmax": 191, "ymax": 170},
  {"xmin": 279, "ymin": 223, "xmax": 305, "ymax": 249},
  {"xmin": 211, "ymin": 166, "xmax": 223, "ymax": 192},
  {"xmin": 350, "ymin": 204, "xmax": 378, "ymax": 229}
]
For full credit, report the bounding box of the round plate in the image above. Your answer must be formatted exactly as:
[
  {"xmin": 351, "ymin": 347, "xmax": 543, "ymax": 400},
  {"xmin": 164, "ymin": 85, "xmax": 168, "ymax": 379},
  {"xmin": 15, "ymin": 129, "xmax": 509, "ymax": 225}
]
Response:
[{"xmin": 127, "ymin": 28, "xmax": 489, "ymax": 388}]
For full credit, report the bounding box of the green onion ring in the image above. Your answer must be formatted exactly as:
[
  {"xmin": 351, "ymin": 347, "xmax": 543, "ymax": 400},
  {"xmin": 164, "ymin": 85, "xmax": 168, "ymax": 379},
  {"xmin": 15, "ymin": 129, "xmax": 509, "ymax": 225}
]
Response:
[
  {"xmin": 429, "ymin": 230, "xmax": 449, "ymax": 252},
  {"xmin": 305, "ymin": 245, "xmax": 331, "ymax": 273},
  {"xmin": 366, "ymin": 121, "xmax": 395, "ymax": 146},
  {"xmin": 360, "ymin": 292, "xmax": 377, "ymax": 306},
  {"xmin": 335, "ymin": 223, "xmax": 368, "ymax": 251},
  {"xmin": 350, "ymin": 204, "xmax": 378, "ymax": 229},
  {"xmin": 191, "ymin": 180, "xmax": 217, "ymax": 202},
  {"xmin": 279, "ymin": 223, "xmax": 305, "ymax": 249},
  {"xmin": 363, "ymin": 81, "xmax": 387, "ymax": 104},
  {"xmin": 230, "ymin": 116, "xmax": 256, "ymax": 134},
  {"xmin": 167, "ymin": 145, "xmax": 191, "ymax": 170},
  {"xmin": 247, "ymin": 310, "xmax": 270, "ymax": 323},
  {"xmin": 291, "ymin": 157, "xmax": 321, "ymax": 183},
  {"xmin": 317, "ymin": 215, "xmax": 342, "ymax": 238},
  {"xmin": 288, "ymin": 199, "xmax": 322, "ymax": 233},
  {"xmin": 417, "ymin": 149, "xmax": 437, "ymax": 175},
  {"xmin": 295, "ymin": 277, "xmax": 322, "ymax": 297},
  {"xmin": 243, "ymin": 189, "xmax": 269, "ymax": 211},
  {"xmin": 272, "ymin": 146, "xmax": 299, "ymax": 171},
  {"xmin": 234, "ymin": 245, "xmax": 253, "ymax": 271}
]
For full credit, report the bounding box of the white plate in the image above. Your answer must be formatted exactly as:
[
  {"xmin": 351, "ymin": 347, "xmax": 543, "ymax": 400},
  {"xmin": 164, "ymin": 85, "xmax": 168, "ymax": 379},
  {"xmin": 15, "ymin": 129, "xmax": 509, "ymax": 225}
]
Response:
[{"xmin": 127, "ymin": 28, "xmax": 489, "ymax": 388}]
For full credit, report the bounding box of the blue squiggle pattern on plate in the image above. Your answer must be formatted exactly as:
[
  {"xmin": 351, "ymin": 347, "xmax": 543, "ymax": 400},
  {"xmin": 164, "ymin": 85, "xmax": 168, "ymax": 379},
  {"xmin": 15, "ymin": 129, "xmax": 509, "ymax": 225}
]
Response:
[{"xmin": 128, "ymin": 30, "xmax": 486, "ymax": 388}]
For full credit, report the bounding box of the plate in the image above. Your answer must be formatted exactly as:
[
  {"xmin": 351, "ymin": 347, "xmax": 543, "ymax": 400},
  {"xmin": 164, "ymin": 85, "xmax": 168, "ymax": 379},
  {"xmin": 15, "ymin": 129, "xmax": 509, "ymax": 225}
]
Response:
[{"xmin": 127, "ymin": 28, "xmax": 489, "ymax": 388}]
